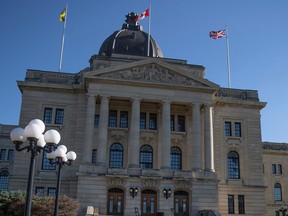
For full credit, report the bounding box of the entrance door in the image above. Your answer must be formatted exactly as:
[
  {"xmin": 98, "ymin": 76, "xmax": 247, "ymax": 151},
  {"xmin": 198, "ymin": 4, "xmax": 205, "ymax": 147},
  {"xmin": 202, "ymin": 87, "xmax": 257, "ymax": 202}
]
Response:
[
  {"xmin": 141, "ymin": 189, "xmax": 157, "ymax": 216},
  {"xmin": 174, "ymin": 191, "xmax": 189, "ymax": 216},
  {"xmin": 107, "ymin": 188, "xmax": 124, "ymax": 215}
]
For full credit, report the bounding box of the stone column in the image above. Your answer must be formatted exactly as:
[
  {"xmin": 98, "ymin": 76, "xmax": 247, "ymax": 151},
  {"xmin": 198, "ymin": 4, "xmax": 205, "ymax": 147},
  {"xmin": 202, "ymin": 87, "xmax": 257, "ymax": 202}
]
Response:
[
  {"xmin": 161, "ymin": 100, "xmax": 171, "ymax": 170},
  {"xmin": 192, "ymin": 103, "xmax": 201, "ymax": 171},
  {"xmin": 82, "ymin": 94, "xmax": 96, "ymax": 163},
  {"xmin": 128, "ymin": 98, "xmax": 141, "ymax": 168},
  {"xmin": 96, "ymin": 96, "xmax": 109, "ymax": 167},
  {"xmin": 204, "ymin": 104, "xmax": 215, "ymax": 172}
]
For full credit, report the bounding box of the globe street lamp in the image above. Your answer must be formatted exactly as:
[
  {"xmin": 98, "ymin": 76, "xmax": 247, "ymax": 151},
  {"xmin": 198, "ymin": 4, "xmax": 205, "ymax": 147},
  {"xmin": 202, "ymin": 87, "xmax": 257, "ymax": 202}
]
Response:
[
  {"xmin": 10, "ymin": 119, "xmax": 61, "ymax": 216},
  {"xmin": 279, "ymin": 204, "xmax": 288, "ymax": 216},
  {"xmin": 46, "ymin": 145, "xmax": 77, "ymax": 216}
]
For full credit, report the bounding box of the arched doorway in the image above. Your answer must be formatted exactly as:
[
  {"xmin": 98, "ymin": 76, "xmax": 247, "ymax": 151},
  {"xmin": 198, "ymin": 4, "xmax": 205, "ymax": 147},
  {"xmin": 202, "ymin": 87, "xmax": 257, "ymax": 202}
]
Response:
[
  {"xmin": 174, "ymin": 190, "xmax": 189, "ymax": 216},
  {"xmin": 107, "ymin": 188, "xmax": 124, "ymax": 215},
  {"xmin": 141, "ymin": 189, "xmax": 157, "ymax": 216}
]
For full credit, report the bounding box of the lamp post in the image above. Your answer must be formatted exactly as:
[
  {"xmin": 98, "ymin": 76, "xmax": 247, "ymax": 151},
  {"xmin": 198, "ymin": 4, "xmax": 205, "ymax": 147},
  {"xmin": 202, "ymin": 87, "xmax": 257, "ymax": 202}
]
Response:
[
  {"xmin": 129, "ymin": 187, "xmax": 138, "ymax": 198},
  {"xmin": 163, "ymin": 188, "xmax": 171, "ymax": 199},
  {"xmin": 279, "ymin": 205, "xmax": 288, "ymax": 216},
  {"xmin": 10, "ymin": 119, "xmax": 61, "ymax": 216},
  {"xmin": 46, "ymin": 145, "xmax": 77, "ymax": 216}
]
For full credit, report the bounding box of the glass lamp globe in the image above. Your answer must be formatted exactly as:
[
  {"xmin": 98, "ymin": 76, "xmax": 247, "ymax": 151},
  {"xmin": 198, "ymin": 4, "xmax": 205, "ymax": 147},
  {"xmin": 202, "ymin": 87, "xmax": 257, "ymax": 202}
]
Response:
[
  {"xmin": 10, "ymin": 127, "xmax": 26, "ymax": 144},
  {"xmin": 24, "ymin": 123, "xmax": 42, "ymax": 140},
  {"xmin": 37, "ymin": 134, "xmax": 46, "ymax": 148},
  {"xmin": 29, "ymin": 119, "xmax": 45, "ymax": 133},
  {"xmin": 66, "ymin": 151, "xmax": 77, "ymax": 161},
  {"xmin": 44, "ymin": 129, "xmax": 61, "ymax": 145}
]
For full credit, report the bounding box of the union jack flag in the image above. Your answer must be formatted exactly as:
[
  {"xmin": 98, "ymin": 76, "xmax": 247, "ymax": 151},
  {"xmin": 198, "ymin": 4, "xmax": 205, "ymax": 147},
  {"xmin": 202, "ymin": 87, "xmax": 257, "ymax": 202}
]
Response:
[{"xmin": 209, "ymin": 29, "xmax": 226, "ymax": 40}]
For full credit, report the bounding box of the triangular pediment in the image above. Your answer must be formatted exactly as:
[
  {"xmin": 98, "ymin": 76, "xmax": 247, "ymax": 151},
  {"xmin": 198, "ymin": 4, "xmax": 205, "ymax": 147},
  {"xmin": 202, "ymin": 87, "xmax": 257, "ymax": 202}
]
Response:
[{"xmin": 85, "ymin": 58, "xmax": 219, "ymax": 90}]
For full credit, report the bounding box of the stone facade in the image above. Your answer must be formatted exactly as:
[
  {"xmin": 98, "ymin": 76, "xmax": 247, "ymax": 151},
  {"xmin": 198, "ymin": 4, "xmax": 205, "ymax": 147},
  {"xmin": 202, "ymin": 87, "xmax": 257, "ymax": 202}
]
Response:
[{"xmin": 2, "ymin": 53, "xmax": 271, "ymax": 216}]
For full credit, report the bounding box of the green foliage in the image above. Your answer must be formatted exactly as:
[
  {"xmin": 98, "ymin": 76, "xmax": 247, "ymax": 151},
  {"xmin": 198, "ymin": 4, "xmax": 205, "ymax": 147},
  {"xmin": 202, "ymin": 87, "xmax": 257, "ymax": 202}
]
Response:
[{"xmin": 0, "ymin": 191, "xmax": 79, "ymax": 216}]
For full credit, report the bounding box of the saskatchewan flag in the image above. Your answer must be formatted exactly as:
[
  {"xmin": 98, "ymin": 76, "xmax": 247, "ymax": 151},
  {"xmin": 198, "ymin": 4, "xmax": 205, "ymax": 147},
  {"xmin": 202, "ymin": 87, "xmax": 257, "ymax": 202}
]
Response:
[{"xmin": 59, "ymin": 8, "xmax": 66, "ymax": 22}]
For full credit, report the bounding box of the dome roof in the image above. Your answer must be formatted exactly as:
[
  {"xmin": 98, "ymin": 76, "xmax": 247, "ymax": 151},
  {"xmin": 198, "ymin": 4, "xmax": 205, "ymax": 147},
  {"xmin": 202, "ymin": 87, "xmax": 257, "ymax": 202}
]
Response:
[{"xmin": 98, "ymin": 12, "xmax": 163, "ymax": 58}]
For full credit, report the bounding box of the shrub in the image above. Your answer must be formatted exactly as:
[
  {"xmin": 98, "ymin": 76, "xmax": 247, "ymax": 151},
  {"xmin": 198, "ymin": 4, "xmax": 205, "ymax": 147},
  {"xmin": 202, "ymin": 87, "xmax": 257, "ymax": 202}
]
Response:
[{"xmin": 0, "ymin": 191, "xmax": 79, "ymax": 216}]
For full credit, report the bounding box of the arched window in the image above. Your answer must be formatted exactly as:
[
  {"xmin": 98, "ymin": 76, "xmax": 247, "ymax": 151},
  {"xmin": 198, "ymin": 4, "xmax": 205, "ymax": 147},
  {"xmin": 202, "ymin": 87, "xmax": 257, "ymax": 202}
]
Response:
[
  {"xmin": 171, "ymin": 147, "xmax": 182, "ymax": 170},
  {"xmin": 109, "ymin": 143, "xmax": 123, "ymax": 168},
  {"xmin": 228, "ymin": 151, "xmax": 240, "ymax": 179},
  {"xmin": 140, "ymin": 145, "xmax": 153, "ymax": 169},
  {"xmin": 0, "ymin": 170, "xmax": 9, "ymax": 192},
  {"xmin": 274, "ymin": 183, "xmax": 282, "ymax": 201}
]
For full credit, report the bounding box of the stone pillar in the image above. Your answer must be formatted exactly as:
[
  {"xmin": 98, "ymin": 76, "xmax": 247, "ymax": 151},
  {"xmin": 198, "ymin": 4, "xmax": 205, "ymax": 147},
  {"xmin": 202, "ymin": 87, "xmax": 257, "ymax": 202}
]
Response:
[
  {"xmin": 128, "ymin": 98, "xmax": 141, "ymax": 168},
  {"xmin": 161, "ymin": 100, "xmax": 171, "ymax": 170},
  {"xmin": 82, "ymin": 94, "xmax": 96, "ymax": 163},
  {"xmin": 96, "ymin": 96, "xmax": 109, "ymax": 167},
  {"xmin": 204, "ymin": 104, "xmax": 215, "ymax": 172},
  {"xmin": 192, "ymin": 103, "xmax": 201, "ymax": 171}
]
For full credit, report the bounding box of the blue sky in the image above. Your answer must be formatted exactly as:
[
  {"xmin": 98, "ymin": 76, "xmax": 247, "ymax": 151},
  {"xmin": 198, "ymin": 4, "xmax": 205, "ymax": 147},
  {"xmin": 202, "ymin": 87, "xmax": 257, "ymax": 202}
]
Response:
[{"xmin": 1, "ymin": 0, "xmax": 288, "ymax": 143}]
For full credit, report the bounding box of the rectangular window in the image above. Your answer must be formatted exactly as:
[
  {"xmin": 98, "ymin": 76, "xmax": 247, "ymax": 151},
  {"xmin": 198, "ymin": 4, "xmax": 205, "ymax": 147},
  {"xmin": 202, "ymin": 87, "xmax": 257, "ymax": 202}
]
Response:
[
  {"xmin": 140, "ymin": 112, "xmax": 146, "ymax": 129},
  {"xmin": 7, "ymin": 149, "xmax": 14, "ymax": 161},
  {"xmin": 225, "ymin": 121, "xmax": 232, "ymax": 136},
  {"xmin": 228, "ymin": 195, "xmax": 235, "ymax": 214},
  {"xmin": 272, "ymin": 164, "xmax": 277, "ymax": 174},
  {"xmin": 43, "ymin": 108, "xmax": 53, "ymax": 124},
  {"xmin": 170, "ymin": 115, "xmax": 175, "ymax": 131},
  {"xmin": 55, "ymin": 108, "xmax": 64, "ymax": 124},
  {"xmin": 0, "ymin": 149, "xmax": 6, "ymax": 160},
  {"xmin": 92, "ymin": 149, "xmax": 97, "ymax": 164},
  {"xmin": 94, "ymin": 114, "xmax": 99, "ymax": 127},
  {"xmin": 0, "ymin": 172, "xmax": 9, "ymax": 192},
  {"xmin": 234, "ymin": 122, "xmax": 241, "ymax": 137},
  {"xmin": 48, "ymin": 188, "xmax": 56, "ymax": 196},
  {"xmin": 238, "ymin": 195, "xmax": 245, "ymax": 214},
  {"xmin": 149, "ymin": 113, "xmax": 157, "ymax": 130},
  {"xmin": 278, "ymin": 164, "xmax": 282, "ymax": 174},
  {"xmin": 120, "ymin": 111, "xmax": 128, "ymax": 128},
  {"xmin": 35, "ymin": 187, "xmax": 45, "ymax": 196},
  {"xmin": 41, "ymin": 152, "xmax": 56, "ymax": 170},
  {"xmin": 177, "ymin": 115, "xmax": 185, "ymax": 132},
  {"xmin": 109, "ymin": 110, "xmax": 117, "ymax": 128}
]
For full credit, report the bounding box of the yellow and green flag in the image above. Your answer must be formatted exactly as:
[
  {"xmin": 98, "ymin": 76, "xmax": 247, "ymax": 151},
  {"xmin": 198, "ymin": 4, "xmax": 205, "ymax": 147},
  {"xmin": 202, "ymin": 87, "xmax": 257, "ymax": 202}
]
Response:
[{"xmin": 59, "ymin": 8, "xmax": 66, "ymax": 22}]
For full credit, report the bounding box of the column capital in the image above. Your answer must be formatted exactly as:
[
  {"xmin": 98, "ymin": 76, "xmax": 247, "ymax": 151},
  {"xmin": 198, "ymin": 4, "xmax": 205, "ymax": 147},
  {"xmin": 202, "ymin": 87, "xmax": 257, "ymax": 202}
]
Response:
[
  {"xmin": 130, "ymin": 97, "xmax": 142, "ymax": 102},
  {"xmin": 162, "ymin": 100, "xmax": 172, "ymax": 105}
]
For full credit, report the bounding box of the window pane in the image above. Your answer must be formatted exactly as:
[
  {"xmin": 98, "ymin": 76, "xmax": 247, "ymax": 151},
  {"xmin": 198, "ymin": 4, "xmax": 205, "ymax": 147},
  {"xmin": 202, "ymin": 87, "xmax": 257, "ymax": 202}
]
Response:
[
  {"xmin": 109, "ymin": 143, "xmax": 123, "ymax": 168},
  {"xmin": 140, "ymin": 112, "xmax": 146, "ymax": 129},
  {"xmin": 225, "ymin": 121, "xmax": 232, "ymax": 136},
  {"xmin": 238, "ymin": 195, "xmax": 245, "ymax": 214},
  {"xmin": 170, "ymin": 115, "xmax": 175, "ymax": 131},
  {"xmin": 272, "ymin": 164, "xmax": 276, "ymax": 174},
  {"xmin": 94, "ymin": 114, "xmax": 100, "ymax": 127},
  {"xmin": 120, "ymin": 111, "xmax": 128, "ymax": 128},
  {"xmin": 7, "ymin": 149, "xmax": 14, "ymax": 161},
  {"xmin": 274, "ymin": 183, "xmax": 282, "ymax": 201},
  {"xmin": 171, "ymin": 147, "xmax": 181, "ymax": 170},
  {"xmin": 0, "ymin": 170, "xmax": 9, "ymax": 192},
  {"xmin": 48, "ymin": 188, "xmax": 56, "ymax": 196},
  {"xmin": 149, "ymin": 113, "xmax": 157, "ymax": 130},
  {"xmin": 35, "ymin": 187, "xmax": 45, "ymax": 196},
  {"xmin": 55, "ymin": 108, "xmax": 64, "ymax": 124},
  {"xmin": 42, "ymin": 151, "xmax": 56, "ymax": 170},
  {"xmin": 228, "ymin": 195, "xmax": 234, "ymax": 214},
  {"xmin": 92, "ymin": 149, "xmax": 97, "ymax": 163},
  {"xmin": 0, "ymin": 149, "xmax": 6, "ymax": 160},
  {"xmin": 44, "ymin": 108, "xmax": 53, "ymax": 124},
  {"xmin": 228, "ymin": 151, "xmax": 240, "ymax": 179},
  {"xmin": 234, "ymin": 122, "xmax": 241, "ymax": 137},
  {"xmin": 278, "ymin": 164, "xmax": 282, "ymax": 174},
  {"xmin": 109, "ymin": 111, "xmax": 117, "ymax": 128},
  {"xmin": 140, "ymin": 145, "xmax": 153, "ymax": 169},
  {"xmin": 177, "ymin": 116, "xmax": 185, "ymax": 132}
]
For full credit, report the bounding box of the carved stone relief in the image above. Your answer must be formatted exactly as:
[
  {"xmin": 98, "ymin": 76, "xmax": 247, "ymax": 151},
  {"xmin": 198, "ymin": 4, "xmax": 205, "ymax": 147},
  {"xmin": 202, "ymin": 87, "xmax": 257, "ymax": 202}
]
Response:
[{"xmin": 98, "ymin": 64, "xmax": 207, "ymax": 87}]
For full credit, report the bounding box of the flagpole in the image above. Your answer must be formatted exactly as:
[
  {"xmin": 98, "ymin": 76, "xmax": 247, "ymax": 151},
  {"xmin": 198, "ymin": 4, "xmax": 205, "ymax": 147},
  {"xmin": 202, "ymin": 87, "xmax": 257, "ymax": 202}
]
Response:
[
  {"xmin": 147, "ymin": 3, "xmax": 151, "ymax": 57},
  {"xmin": 59, "ymin": 2, "xmax": 68, "ymax": 72},
  {"xmin": 225, "ymin": 25, "xmax": 231, "ymax": 88}
]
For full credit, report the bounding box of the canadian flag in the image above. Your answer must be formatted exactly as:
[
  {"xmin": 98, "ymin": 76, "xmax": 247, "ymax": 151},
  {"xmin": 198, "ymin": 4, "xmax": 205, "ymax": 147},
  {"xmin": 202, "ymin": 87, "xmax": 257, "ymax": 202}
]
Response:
[{"xmin": 135, "ymin": 8, "xmax": 149, "ymax": 22}]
